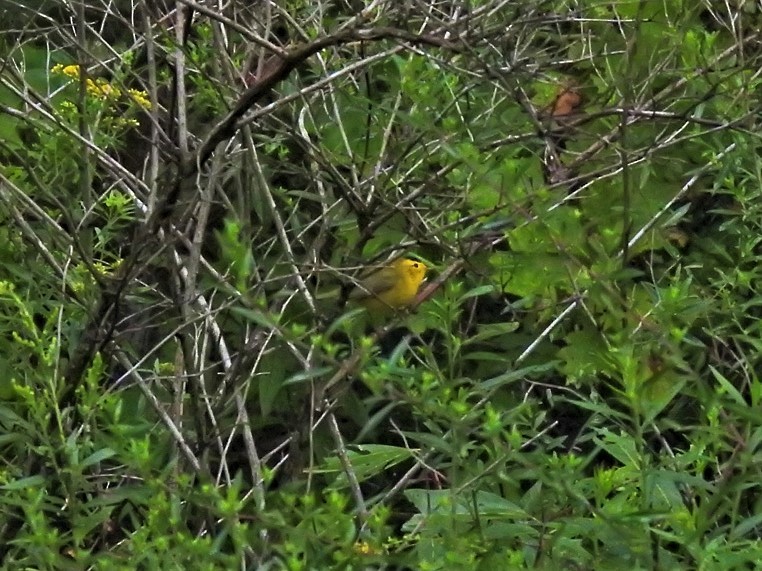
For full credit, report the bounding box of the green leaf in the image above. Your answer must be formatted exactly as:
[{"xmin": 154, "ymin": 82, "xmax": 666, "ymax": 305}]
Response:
[
  {"xmin": 462, "ymin": 321, "xmax": 519, "ymax": 345},
  {"xmin": 401, "ymin": 431, "xmax": 456, "ymax": 456},
  {"xmin": 593, "ymin": 427, "xmax": 640, "ymax": 467},
  {"xmin": 319, "ymin": 444, "xmax": 416, "ymax": 488},
  {"xmin": 81, "ymin": 447, "xmax": 117, "ymax": 468},
  {"xmin": 2, "ymin": 475, "xmax": 46, "ymax": 490},
  {"xmin": 479, "ymin": 362, "xmax": 558, "ymax": 391},
  {"xmin": 283, "ymin": 366, "xmax": 333, "ymax": 386},
  {"xmin": 710, "ymin": 366, "xmax": 746, "ymax": 405}
]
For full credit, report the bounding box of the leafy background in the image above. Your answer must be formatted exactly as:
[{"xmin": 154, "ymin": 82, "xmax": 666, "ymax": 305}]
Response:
[{"xmin": 1, "ymin": 0, "xmax": 762, "ymax": 568}]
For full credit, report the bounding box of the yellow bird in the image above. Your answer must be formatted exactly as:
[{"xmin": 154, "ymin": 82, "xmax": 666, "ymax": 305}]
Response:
[{"xmin": 349, "ymin": 258, "xmax": 428, "ymax": 315}]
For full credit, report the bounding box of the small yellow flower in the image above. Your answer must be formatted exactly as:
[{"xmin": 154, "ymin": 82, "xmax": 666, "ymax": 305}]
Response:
[
  {"xmin": 121, "ymin": 118, "xmax": 140, "ymax": 128},
  {"xmin": 52, "ymin": 63, "xmax": 81, "ymax": 78},
  {"xmin": 62, "ymin": 64, "xmax": 81, "ymax": 78},
  {"xmin": 127, "ymin": 88, "xmax": 151, "ymax": 109},
  {"xmin": 86, "ymin": 78, "xmax": 121, "ymax": 100},
  {"xmin": 353, "ymin": 541, "xmax": 380, "ymax": 556}
]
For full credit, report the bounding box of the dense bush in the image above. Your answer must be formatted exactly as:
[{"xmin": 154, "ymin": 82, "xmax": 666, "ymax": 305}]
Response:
[{"xmin": 2, "ymin": 0, "xmax": 762, "ymax": 568}]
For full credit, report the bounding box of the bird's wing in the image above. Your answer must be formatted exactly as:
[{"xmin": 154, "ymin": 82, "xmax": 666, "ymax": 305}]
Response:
[{"xmin": 348, "ymin": 269, "xmax": 396, "ymax": 300}]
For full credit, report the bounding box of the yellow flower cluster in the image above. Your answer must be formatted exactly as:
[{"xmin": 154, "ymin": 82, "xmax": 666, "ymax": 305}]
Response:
[
  {"xmin": 51, "ymin": 63, "xmax": 151, "ymax": 109},
  {"xmin": 127, "ymin": 88, "xmax": 151, "ymax": 109},
  {"xmin": 52, "ymin": 63, "xmax": 80, "ymax": 78}
]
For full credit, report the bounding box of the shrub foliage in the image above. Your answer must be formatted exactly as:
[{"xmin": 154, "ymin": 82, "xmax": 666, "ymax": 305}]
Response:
[{"xmin": 2, "ymin": 0, "xmax": 762, "ymax": 568}]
